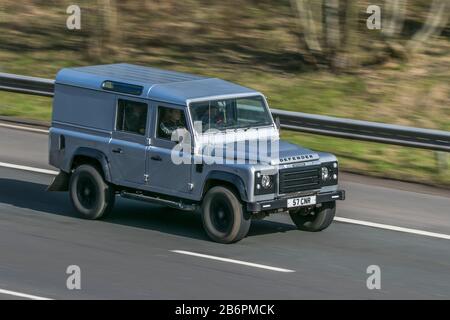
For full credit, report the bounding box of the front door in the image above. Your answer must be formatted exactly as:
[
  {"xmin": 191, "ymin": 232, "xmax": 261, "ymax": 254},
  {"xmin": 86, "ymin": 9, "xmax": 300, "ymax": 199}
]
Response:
[
  {"xmin": 109, "ymin": 98, "xmax": 149, "ymax": 186},
  {"xmin": 146, "ymin": 104, "xmax": 192, "ymax": 196}
]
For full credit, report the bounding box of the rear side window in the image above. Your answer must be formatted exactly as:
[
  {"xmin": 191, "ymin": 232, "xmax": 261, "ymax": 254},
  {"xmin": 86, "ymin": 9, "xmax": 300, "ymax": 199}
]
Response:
[{"xmin": 116, "ymin": 99, "xmax": 148, "ymax": 135}]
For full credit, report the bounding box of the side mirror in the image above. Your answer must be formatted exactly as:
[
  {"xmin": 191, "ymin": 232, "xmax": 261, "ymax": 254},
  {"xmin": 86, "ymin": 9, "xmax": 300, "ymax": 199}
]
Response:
[{"xmin": 275, "ymin": 116, "xmax": 281, "ymax": 131}]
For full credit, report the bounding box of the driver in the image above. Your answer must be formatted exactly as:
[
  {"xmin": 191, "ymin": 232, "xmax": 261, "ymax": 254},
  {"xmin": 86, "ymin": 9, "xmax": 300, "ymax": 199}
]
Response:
[
  {"xmin": 201, "ymin": 104, "xmax": 224, "ymax": 129},
  {"xmin": 158, "ymin": 108, "xmax": 185, "ymax": 139}
]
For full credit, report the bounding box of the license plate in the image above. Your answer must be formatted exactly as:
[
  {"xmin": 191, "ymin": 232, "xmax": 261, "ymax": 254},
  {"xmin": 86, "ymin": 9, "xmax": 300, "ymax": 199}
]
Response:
[{"xmin": 287, "ymin": 195, "xmax": 316, "ymax": 208}]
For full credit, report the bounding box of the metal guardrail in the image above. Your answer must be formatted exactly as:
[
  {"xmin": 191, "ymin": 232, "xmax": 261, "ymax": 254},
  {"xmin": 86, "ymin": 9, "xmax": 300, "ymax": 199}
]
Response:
[
  {"xmin": 272, "ymin": 109, "xmax": 450, "ymax": 152},
  {"xmin": 1, "ymin": 72, "xmax": 449, "ymax": 152},
  {"xmin": 0, "ymin": 72, "xmax": 54, "ymax": 97}
]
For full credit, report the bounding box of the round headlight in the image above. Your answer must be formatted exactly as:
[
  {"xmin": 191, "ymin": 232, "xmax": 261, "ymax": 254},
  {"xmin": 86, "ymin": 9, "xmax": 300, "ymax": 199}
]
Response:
[
  {"xmin": 261, "ymin": 175, "xmax": 272, "ymax": 189},
  {"xmin": 321, "ymin": 167, "xmax": 329, "ymax": 180}
]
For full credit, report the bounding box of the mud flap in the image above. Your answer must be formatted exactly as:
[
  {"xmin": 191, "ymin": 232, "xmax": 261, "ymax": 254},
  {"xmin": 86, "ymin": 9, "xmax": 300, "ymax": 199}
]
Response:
[{"xmin": 46, "ymin": 171, "xmax": 70, "ymax": 192}]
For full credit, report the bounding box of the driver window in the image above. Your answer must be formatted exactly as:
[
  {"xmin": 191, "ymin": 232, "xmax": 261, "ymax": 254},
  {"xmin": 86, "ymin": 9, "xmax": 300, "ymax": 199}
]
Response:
[{"xmin": 157, "ymin": 106, "xmax": 187, "ymax": 140}]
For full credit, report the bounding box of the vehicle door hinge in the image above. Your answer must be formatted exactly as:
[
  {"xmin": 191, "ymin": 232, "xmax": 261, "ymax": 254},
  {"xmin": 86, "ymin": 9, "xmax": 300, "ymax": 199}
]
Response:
[{"xmin": 144, "ymin": 174, "xmax": 149, "ymax": 182}]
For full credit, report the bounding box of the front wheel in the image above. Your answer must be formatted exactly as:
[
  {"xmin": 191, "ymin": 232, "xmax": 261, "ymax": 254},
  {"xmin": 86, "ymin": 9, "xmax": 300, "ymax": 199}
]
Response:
[
  {"xmin": 289, "ymin": 201, "xmax": 336, "ymax": 232},
  {"xmin": 201, "ymin": 186, "xmax": 251, "ymax": 244},
  {"xmin": 69, "ymin": 164, "xmax": 115, "ymax": 220}
]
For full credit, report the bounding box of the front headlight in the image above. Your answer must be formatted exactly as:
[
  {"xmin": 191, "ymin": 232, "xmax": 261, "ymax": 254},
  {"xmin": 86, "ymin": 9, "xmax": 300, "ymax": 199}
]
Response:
[
  {"xmin": 321, "ymin": 162, "xmax": 338, "ymax": 186},
  {"xmin": 321, "ymin": 167, "xmax": 329, "ymax": 180},
  {"xmin": 261, "ymin": 175, "xmax": 272, "ymax": 189},
  {"xmin": 255, "ymin": 171, "xmax": 276, "ymax": 195}
]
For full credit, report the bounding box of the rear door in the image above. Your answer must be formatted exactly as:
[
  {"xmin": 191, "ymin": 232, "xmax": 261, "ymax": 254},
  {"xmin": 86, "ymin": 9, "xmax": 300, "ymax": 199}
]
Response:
[{"xmin": 109, "ymin": 97, "xmax": 150, "ymax": 186}]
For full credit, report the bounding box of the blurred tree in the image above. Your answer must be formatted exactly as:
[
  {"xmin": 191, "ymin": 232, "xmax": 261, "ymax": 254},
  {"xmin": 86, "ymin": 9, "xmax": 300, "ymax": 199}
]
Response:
[
  {"xmin": 323, "ymin": 0, "xmax": 340, "ymax": 57},
  {"xmin": 381, "ymin": 0, "xmax": 408, "ymax": 58},
  {"xmin": 290, "ymin": 0, "xmax": 323, "ymax": 63},
  {"xmin": 407, "ymin": 0, "xmax": 449, "ymax": 53},
  {"xmin": 103, "ymin": 0, "xmax": 119, "ymax": 56},
  {"xmin": 383, "ymin": 0, "xmax": 407, "ymax": 37},
  {"xmin": 341, "ymin": 0, "xmax": 358, "ymax": 68},
  {"xmin": 291, "ymin": 0, "xmax": 355, "ymax": 71},
  {"xmin": 86, "ymin": 0, "xmax": 119, "ymax": 61},
  {"xmin": 382, "ymin": 0, "xmax": 449, "ymax": 58},
  {"xmin": 291, "ymin": 0, "xmax": 449, "ymax": 70}
]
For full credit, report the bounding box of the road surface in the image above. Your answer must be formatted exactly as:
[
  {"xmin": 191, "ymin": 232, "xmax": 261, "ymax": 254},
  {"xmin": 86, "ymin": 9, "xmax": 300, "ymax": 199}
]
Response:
[{"xmin": 0, "ymin": 124, "xmax": 449, "ymax": 299}]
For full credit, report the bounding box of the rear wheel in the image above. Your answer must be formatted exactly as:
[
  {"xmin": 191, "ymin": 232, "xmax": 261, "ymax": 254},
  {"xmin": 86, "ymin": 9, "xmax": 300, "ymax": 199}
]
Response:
[
  {"xmin": 201, "ymin": 186, "xmax": 251, "ymax": 243},
  {"xmin": 69, "ymin": 164, "xmax": 115, "ymax": 220},
  {"xmin": 289, "ymin": 201, "xmax": 335, "ymax": 232}
]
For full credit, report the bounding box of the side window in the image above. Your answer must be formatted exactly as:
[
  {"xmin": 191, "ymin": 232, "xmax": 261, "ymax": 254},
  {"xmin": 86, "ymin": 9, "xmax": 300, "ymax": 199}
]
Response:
[
  {"xmin": 157, "ymin": 106, "xmax": 187, "ymax": 140},
  {"xmin": 116, "ymin": 99, "xmax": 148, "ymax": 135}
]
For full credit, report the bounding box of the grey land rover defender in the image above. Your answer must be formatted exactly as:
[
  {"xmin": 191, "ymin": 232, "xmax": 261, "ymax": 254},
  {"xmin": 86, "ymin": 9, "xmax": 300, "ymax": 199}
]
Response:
[{"xmin": 48, "ymin": 64, "xmax": 345, "ymax": 243}]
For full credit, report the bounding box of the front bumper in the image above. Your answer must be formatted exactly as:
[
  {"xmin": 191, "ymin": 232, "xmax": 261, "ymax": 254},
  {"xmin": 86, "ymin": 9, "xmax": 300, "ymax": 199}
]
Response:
[{"xmin": 247, "ymin": 190, "xmax": 345, "ymax": 213}]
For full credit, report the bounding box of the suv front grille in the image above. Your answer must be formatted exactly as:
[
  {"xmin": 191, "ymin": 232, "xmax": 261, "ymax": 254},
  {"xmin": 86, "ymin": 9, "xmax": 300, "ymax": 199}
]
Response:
[{"xmin": 279, "ymin": 165, "xmax": 321, "ymax": 194}]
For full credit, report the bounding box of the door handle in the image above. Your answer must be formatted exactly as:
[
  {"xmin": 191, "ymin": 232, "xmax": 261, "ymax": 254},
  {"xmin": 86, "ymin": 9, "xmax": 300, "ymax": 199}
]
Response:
[
  {"xmin": 151, "ymin": 155, "xmax": 162, "ymax": 161},
  {"xmin": 112, "ymin": 148, "xmax": 123, "ymax": 154}
]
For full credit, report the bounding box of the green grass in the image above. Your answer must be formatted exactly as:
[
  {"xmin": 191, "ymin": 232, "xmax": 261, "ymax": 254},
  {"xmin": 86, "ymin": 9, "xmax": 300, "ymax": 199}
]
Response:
[
  {"xmin": 282, "ymin": 131, "xmax": 450, "ymax": 187},
  {"xmin": 0, "ymin": 92, "xmax": 52, "ymax": 121}
]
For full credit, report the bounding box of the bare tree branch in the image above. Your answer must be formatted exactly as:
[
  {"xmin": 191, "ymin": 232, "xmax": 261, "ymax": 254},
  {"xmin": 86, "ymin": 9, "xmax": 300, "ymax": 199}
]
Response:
[
  {"xmin": 290, "ymin": 0, "xmax": 323, "ymax": 53},
  {"xmin": 323, "ymin": 0, "xmax": 340, "ymax": 52},
  {"xmin": 383, "ymin": 0, "xmax": 407, "ymax": 38},
  {"xmin": 407, "ymin": 0, "xmax": 449, "ymax": 52},
  {"xmin": 340, "ymin": 0, "xmax": 359, "ymax": 68},
  {"xmin": 102, "ymin": 0, "xmax": 119, "ymax": 54},
  {"xmin": 87, "ymin": 0, "xmax": 119, "ymax": 60}
]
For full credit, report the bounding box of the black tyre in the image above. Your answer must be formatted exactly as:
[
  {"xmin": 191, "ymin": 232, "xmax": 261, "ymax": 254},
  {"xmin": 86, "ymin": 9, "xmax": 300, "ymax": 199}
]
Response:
[
  {"xmin": 289, "ymin": 201, "xmax": 336, "ymax": 232},
  {"xmin": 201, "ymin": 186, "xmax": 251, "ymax": 244},
  {"xmin": 69, "ymin": 164, "xmax": 115, "ymax": 220}
]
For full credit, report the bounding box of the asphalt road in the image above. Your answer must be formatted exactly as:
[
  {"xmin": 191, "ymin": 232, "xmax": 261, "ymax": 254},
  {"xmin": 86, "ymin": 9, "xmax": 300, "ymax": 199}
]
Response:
[{"xmin": 0, "ymin": 124, "xmax": 449, "ymax": 299}]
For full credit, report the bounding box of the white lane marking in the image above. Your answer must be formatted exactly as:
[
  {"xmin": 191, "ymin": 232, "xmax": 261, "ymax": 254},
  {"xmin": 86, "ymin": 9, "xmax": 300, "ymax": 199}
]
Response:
[
  {"xmin": 0, "ymin": 123, "xmax": 49, "ymax": 134},
  {"xmin": 0, "ymin": 288, "xmax": 53, "ymax": 300},
  {"xmin": 171, "ymin": 250, "xmax": 295, "ymax": 273},
  {"xmin": 335, "ymin": 217, "xmax": 450, "ymax": 240},
  {"xmin": 0, "ymin": 162, "xmax": 58, "ymax": 175}
]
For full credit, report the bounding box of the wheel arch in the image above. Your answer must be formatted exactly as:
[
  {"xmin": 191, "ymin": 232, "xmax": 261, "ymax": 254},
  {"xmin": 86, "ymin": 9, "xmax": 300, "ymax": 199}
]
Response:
[
  {"xmin": 202, "ymin": 171, "xmax": 248, "ymax": 202},
  {"xmin": 70, "ymin": 147, "xmax": 112, "ymax": 182}
]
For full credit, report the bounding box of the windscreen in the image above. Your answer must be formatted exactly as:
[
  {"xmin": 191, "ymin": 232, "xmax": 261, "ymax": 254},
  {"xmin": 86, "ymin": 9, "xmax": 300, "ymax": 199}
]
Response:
[{"xmin": 189, "ymin": 96, "xmax": 273, "ymax": 133}]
